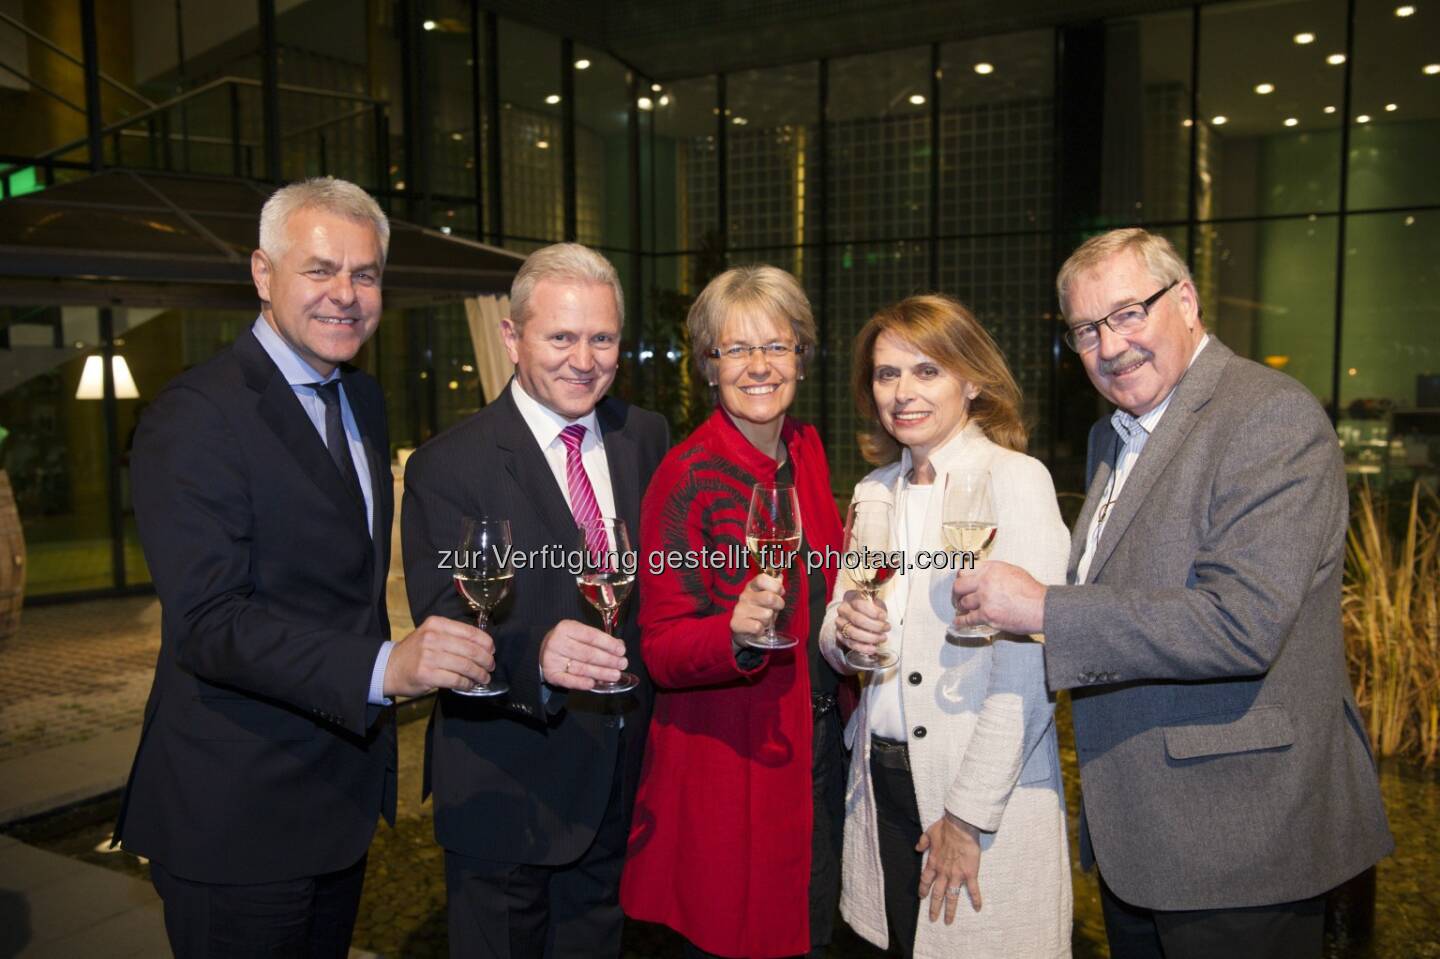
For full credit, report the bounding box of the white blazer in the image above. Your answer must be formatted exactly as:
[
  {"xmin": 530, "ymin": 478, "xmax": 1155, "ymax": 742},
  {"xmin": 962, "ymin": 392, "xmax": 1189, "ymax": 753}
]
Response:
[{"xmin": 820, "ymin": 421, "xmax": 1073, "ymax": 958}]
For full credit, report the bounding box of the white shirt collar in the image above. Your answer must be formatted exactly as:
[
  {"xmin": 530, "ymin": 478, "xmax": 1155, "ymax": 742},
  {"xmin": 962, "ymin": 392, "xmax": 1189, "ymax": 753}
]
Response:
[
  {"xmin": 252, "ymin": 315, "xmax": 338, "ymax": 387},
  {"xmin": 509, "ymin": 377, "xmax": 601, "ymax": 449},
  {"xmin": 1112, "ymin": 334, "xmax": 1210, "ymax": 440}
]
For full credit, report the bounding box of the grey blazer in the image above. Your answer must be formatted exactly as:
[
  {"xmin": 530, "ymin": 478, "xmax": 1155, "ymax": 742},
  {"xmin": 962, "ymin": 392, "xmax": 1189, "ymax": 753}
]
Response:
[{"xmin": 1043, "ymin": 337, "xmax": 1392, "ymax": 911}]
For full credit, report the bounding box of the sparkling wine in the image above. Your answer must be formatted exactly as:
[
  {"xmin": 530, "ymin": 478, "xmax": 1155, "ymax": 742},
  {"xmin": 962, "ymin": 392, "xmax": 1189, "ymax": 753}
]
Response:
[
  {"xmin": 454, "ymin": 570, "xmax": 513, "ymax": 610},
  {"xmin": 746, "ymin": 534, "xmax": 801, "ymax": 577},
  {"xmin": 851, "ymin": 557, "xmax": 900, "ymax": 594},
  {"xmin": 577, "ymin": 571, "xmax": 635, "ymax": 613},
  {"xmin": 942, "ymin": 521, "xmax": 998, "ymax": 556}
]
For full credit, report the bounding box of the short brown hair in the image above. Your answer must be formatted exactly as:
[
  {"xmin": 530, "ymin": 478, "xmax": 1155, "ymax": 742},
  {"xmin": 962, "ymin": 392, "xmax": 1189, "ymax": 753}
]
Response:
[
  {"xmin": 687, "ymin": 264, "xmax": 817, "ymax": 383},
  {"xmin": 852, "ymin": 294, "xmax": 1027, "ymax": 465}
]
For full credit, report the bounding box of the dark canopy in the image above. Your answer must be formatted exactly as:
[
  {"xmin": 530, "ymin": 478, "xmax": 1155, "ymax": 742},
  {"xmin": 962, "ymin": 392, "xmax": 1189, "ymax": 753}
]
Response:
[{"xmin": 0, "ymin": 170, "xmax": 525, "ymax": 309}]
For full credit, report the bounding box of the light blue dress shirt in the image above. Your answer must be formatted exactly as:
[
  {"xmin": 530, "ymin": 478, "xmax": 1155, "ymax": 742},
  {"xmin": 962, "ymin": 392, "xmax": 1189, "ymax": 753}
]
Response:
[{"xmin": 252, "ymin": 317, "xmax": 393, "ymax": 705}]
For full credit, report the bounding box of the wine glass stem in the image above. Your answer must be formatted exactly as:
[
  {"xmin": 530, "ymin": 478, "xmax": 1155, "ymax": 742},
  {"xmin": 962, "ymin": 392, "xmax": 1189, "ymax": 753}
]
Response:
[
  {"xmin": 601, "ymin": 610, "xmax": 617, "ymax": 636},
  {"xmin": 475, "ymin": 607, "xmax": 489, "ymax": 630}
]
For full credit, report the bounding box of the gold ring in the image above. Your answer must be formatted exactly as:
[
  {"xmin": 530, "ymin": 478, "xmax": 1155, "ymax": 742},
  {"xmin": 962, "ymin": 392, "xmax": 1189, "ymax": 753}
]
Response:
[{"xmin": 564, "ymin": 657, "xmax": 572, "ymax": 674}]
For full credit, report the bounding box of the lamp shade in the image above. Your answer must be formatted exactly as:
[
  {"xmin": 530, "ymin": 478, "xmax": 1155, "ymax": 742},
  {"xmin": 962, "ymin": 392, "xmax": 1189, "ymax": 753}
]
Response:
[{"xmin": 76, "ymin": 355, "xmax": 140, "ymax": 400}]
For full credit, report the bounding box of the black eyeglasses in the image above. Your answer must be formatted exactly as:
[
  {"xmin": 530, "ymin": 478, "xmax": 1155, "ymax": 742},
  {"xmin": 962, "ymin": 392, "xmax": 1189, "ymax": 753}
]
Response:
[{"xmin": 1063, "ymin": 280, "xmax": 1178, "ymax": 353}]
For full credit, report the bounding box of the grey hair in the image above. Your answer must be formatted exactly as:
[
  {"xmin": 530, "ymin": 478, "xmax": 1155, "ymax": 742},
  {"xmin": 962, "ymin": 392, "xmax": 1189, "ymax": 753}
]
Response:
[
  {"xmin": 258, "ymin": 177, "xmax": 390, "ymax": 266},
  {"xmin": 509, "ymin": 243, "xmax": 624, "ymax": 331},
  {"xmin": 1056, "ymin": 228, "xmax": 1193, "ymax": 318},
  {"xmin": 687, "ymin": 264, "xmax": 817, "ymax": 382}
]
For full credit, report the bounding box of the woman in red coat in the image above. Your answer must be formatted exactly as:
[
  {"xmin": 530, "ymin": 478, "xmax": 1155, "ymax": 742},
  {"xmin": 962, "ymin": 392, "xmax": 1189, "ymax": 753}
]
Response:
[{"xmin": 621, "ymin": 265, "xmax": 846, "ymax": 957}]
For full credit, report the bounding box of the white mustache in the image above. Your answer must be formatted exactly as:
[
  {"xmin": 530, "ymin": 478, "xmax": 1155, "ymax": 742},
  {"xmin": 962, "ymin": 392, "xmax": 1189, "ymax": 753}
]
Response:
[{"xmin": 1100, "ymin": 349, "xmax": 1150, "ymax": 375}]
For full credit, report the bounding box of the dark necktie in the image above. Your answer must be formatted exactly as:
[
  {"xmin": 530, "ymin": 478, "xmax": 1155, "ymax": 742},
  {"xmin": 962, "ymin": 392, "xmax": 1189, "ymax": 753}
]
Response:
[{"xmin": 309, "ymin": 380, "xmax": 365, "ymax": 507}]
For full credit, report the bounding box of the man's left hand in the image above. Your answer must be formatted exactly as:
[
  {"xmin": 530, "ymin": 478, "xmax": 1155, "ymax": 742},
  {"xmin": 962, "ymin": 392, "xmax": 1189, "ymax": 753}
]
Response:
[
  {"xmin": 917, "ymin": 813, "xmax": 983, "ymax": 923},
  {"xmin": 952, "ymin": 561, "xmax": 1047, "ymax": 636}
]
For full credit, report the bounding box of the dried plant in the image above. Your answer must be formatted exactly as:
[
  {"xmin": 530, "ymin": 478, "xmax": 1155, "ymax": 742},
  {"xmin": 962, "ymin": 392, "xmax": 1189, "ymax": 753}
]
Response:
[{"xmin": 1342, "ymin": 482, "xmax": 1440, "ymax": 767}]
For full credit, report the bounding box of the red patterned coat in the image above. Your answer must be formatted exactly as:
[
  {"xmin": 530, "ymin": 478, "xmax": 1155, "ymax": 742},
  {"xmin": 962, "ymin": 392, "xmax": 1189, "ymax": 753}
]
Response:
[{"xmin": 620, "ymin": 408, "xmax": 844, "ymax": 958}]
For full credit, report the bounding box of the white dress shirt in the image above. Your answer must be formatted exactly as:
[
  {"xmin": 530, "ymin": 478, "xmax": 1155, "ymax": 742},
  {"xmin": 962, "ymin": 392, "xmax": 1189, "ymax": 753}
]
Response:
[
  {"xmin": 508, "ymin": 378, "xmax": 617, "ymax": 522},
  {"xmin": 1077, "ymin": 335, "xmax": 1209, "ymax": 584}
]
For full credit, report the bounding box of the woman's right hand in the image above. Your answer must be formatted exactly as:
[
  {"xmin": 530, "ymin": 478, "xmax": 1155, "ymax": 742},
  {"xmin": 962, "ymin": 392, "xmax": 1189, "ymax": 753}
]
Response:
[
  {"xmin": 730, "ymin": 573, "xmax": 785, "ymax": 650},
  {"xmin": 835, "ymin": 590, "xmax": 890, "ymax": 657}
]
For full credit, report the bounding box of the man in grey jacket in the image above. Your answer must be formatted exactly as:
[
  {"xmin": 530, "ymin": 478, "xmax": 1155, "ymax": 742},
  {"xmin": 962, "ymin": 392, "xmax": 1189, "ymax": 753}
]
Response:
[{"xmin": 954, "ymin": 228, "xmax": 1391, "ymax": 958}]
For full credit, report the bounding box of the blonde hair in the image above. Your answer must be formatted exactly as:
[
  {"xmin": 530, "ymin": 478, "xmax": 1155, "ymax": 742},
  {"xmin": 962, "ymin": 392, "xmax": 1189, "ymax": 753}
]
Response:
[
  {"xmin": 510, "ymin": 243, "xmax": 624, "ymax": 331},
  {"xmin": 259, "ymin": 177, "xmax": 390, "ymax": 265},
  {"xmin": 1056, "ymin": 228, "xmax": 1193, "ymax": 319},
  {"xmin": 687, "ymin": 264, "xmax": 817, "ymax": 383},
  {"xmin": 852, "ymin": 294, "xmax": 1027, "ymax": 464}
]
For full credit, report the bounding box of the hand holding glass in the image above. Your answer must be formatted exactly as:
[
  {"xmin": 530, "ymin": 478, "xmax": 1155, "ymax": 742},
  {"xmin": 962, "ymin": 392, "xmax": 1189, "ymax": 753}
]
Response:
[
  {"xmin": 843, "ymin": 499, "xmax": 899, "ymax": 671},
  {"xmin": 576, "ymin": 517, "xmax": 640, "ymax": 694},
  {"xmin": 452, "ymin": 517, "xmax": 513, "ymax": 696},
  {"xmin": 744, "ymin": 482, "xmax": 802, "ymax": 650},
  {"xmin": 942, "ymin": 470, "xmax": 999, "ymax": 639}
]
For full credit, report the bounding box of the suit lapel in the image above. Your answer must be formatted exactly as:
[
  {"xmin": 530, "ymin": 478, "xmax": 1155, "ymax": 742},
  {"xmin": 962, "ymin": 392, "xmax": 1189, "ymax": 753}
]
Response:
[
  {"xmin": 237, "ymin": 331, "xmax": 369, "ymax": 534},
  {"xmin": 597, "ymin": 399, "xmax": 640, "ymax": 539},
  {"xmin": 1084, "ymin": 338, "xmax": 1231, "ymax": 583},
  {"xmin": 493, "ymin": 386, "xmax": 581, "ymax": 547},
  {"xmin": 343, "ymin": 367, "xmax": 391, "ymax": 597}
]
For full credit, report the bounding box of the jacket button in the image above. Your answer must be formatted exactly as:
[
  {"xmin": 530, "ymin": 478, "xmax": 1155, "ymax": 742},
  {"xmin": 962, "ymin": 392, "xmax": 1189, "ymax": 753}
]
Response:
[
  {"xmin": 913, "ymin": 726, "xmax": 927, "ymax": 739},
  {"xmin": 907, "ymin": 672, "xmax": 922, "ymax": 686}
]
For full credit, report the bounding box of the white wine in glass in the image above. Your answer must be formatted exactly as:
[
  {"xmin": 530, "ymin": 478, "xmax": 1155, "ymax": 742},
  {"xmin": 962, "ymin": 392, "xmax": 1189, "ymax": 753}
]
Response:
[
  {"xmin": 843, "ymin": 499, "xmax": 899, "ymax": 672},
  {"xmin": 942, "ymin": 470, "xmax": 1000, "ymax": 639},
  {"xmin": 453, "ymin": 517, "xmax": 514, "ymax": 696},
  {"xmin": 576, "ymin": 517, "xmax": 640, "ymax": 694},
  {"xmin": 744, "ymin": 482, "xmax": 802, "ymax": 650}
]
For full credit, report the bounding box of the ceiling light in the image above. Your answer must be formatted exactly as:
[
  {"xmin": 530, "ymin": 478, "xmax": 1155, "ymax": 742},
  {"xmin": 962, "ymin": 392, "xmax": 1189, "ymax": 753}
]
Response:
[
  {"xmin": 1386, "ymin": 102, "xmax": 1398, "ymax": 111},
  {"xmin": 637, "ymin": 96, "xmax": 654, "ymax": 110},
  {"xmin": 657, "ymin": 94, "xmax": 670, "ymax": 106},
  {"xmin": 1284, "ymin": 117, "xmax": 1299, "ymax": 127},
  {"xmin": 1425, "ymin": 63, "xmax": 1440, "ymax": 75},
  {"xmin": 76, "ymin": 355, "xmax": 139, "ymax": 400},
  {"xmin": 545, "ymin": 94, "xmax": 561, "ymax": 104},
  {"xmin": 732, "ymin": 116, "xmax": 748, "ymax": 125},
  {"xmin": 536, "ymin": 139, "xmax": 550, "ymax": 148},
  {"xmin": 909, "ymin": 93, "xmax": 926, "ymax": 105},
  {"xmin": 440, "ymin": 226, "xmax": 452, "ymax": 235},
  {"xmin": 973, "ymin": 62, "xmax": 995, "ymax": 75},
  {"xmin": 1293, "ymin": 31, "xmax": 1316, "ymax": 44},
  {"xmin": 1356, "ymin": 114, "xmax": 1371, "ymax": 123},
  {"xmin": 1324, "ymin": 105, "xmax": 1337, "ymax": 113},
  {"xmin": 1182, "ymin": 118, "xmax": 1194, "ymax": 127},
  {"xmin": 1395, "ymin": 4, "xmax": 1416, "ymax": 15},
  {"xmin": 450, "ymin": 132, "xmax": 463, "ymax": 141},
  {"xmin": 651, "ymin": 83, "xmax": 662, "ymax": 92},
  {"xmin": 1326, "ymin": 53, "xmax": 1346, "ymax": 65},
  {"xmin": 1254, "ymin": 82, "xmax": 1275, "ymax": 94},
  {"xmin": 1211, "ymin": 115, "xmax": 1228, "ymax": 125},
  {"xmin": 422, "ymin": 19, "xmax": 436, "ymax": 31},
  {"xmin": 574, "ymin": 59, "xmax": 591, "ymax": 70}
]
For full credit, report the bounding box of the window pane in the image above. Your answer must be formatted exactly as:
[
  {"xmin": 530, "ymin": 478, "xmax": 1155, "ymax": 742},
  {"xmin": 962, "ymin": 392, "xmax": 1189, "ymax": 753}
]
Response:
[
  {"xmin": 498, "ymin": 19, "xmax": 562, "ymax": 244},
  {"xmin": 726, "ymin": 64, "xmax": 819, "ymax": 250},
  {"xmin": 422, "ymin": 0, "xmax": 486, "ymax": 238},
  {"xmin": 1348, "ymin": 0, "xmax": 1440, "ymax": 209},
  {"xmin": 647, "ymin": 76, "xmax": 718, "ymax": 253},
  {"xmin": 574, "ymin": 48, "xmax": 633, "ymax": 251},
  {"xmin": 939, "ymin": 30, "xmax": 1055, "ymax": 235},
  {"xmin": 827, "ymin": 48, "xmax": 932, "ymax": 243},
  {"xmin": 1198, "ymin": 0, "xmax": 1347, "ymax": 219},
  {"xmin": 1339, "ymin": 210, "xmax": 1439, "ymax": 488}
]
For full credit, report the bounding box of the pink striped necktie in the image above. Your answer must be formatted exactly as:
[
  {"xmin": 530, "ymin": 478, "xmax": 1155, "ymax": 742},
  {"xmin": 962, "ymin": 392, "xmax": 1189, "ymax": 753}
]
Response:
[{"xmin": 560, "ymin": 424, "xmax": 609, "ymax": 558}]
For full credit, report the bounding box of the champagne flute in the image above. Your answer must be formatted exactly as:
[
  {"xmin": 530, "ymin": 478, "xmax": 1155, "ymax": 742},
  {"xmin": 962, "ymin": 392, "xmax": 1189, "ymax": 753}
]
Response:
[
  {"xmin": 744, "ymin": 482, "xmax": 802, "ymax": 650},
  {"xmin": 843, "ymin": 499, "xmax": 900, "ymax": 671},
  {"xmin": 576, "ymin": 517, "xmax": 640, "ymax": 694},
  {"xmin": 941, "ymin": 469, "xmax": 1000, "ymax": 639},
  {"xmin": 453, "ymin": 517, "xmax": 514, "ymax": 696}
]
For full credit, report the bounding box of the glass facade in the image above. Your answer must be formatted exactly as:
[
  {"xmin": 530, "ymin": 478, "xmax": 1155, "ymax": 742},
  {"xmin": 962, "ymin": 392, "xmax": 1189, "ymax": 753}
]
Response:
[{"xmin": 1, "ymin": 0, "xmax": 1437, "ymax": 597}]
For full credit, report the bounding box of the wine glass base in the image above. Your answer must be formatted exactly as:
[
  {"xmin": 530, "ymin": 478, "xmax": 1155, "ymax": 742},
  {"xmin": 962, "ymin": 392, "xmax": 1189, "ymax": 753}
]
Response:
[
  {"xmin": 947, "ymin": 625, "xmax": 1000, "ymax": 640},
  {"xmin": 588, "ymin": 671, "xmax": 639, "ymax": 695},
  {"xmin": 452, "ymin": 681, "xmax": 508, "ymax": 697},
  {"xmin": 745, "ymin": 634, "xmax": 798, "ymax": 650},
  {"xmin": 845, "ymin": 648, "xmax": 898, "ymax": 672}
]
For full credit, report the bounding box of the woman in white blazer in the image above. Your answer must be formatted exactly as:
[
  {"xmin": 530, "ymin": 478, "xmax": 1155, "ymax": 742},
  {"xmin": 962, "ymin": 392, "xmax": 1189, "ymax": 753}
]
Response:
[{"xmin": 821, "ymin": 295, "xmax": 1072, "ymax": 958}]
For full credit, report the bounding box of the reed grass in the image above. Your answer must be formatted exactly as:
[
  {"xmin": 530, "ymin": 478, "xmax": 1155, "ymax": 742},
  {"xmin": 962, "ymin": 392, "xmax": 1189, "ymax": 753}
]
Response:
[{"xmin": 1342, "ymin": 482, "xmax": 1440, "ymax": 767}]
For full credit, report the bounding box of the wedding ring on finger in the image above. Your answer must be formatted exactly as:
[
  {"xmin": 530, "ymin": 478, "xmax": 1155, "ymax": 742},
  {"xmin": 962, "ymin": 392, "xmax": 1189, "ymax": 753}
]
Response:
[
  {"xmin": 946, "ymin": 886, "xmax": 963, "ymax": 898},
  {"xmin": 838, "ymin": 621, "xmax": 850, "ymax": 643},
  {"xmin": 563, "ymin": 657, "xmax": 573, "ymax": 674}
]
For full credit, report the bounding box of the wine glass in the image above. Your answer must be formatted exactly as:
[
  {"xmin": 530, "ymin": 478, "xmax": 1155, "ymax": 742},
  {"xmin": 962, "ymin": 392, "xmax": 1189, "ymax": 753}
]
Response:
[
  {"xmin": 576, "ymin": 516, "xmax": 640, "ymax": 694},
  {"xmin": 941, "ymin": 470, "xmax": 1000, "ymax": 639},
  {"xmin": 744, "ymin": 482, "xmax": 802, "ymax": 650},
  {"xmin": 843, "ymin": 499, "xmax": 900, "ymax": 671},
  {"xmin": 453, "ymin": 517, "xmax": 514, "ymax": 696}
]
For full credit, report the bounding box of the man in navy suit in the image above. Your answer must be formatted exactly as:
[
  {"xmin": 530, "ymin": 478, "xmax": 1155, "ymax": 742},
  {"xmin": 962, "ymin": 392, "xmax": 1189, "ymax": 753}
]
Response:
[{"xmin": 115, "ymin": 177, "xmax": 494, "ymax": 958}]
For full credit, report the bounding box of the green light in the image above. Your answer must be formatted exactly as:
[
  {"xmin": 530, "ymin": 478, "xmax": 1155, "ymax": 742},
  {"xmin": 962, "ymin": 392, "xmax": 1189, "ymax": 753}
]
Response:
[{"xmin": 3, "ymin": 167, "xmax": 43, "ymax": 197}]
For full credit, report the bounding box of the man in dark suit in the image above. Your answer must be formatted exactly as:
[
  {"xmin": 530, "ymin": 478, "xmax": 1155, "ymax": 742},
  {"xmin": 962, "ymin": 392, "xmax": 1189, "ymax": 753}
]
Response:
[
  {"xmin": 402, "ymin": 242, "xmax": 668, "ymax": 959},
  {"xmin": 954, "ymin": 228, "xmax": 1391, "ymax": 958},
  {"xmin": 115, "ymin": 177, "xmax": 495, "ymax": 958}
]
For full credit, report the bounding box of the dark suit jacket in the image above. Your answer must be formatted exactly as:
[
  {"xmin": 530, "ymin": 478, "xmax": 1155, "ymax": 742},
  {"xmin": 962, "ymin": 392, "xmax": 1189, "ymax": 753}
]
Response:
[
  {"xmin": 114, "ymin": 328, "xmax": 397, "ymax": 884},
  {"xmin": 401, "ymin": 384, "xmax": 668, "ymax": 865},
  {"xmin": 1044, "ymin": 338, "xmax": 1392, "ymax": 910}
]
